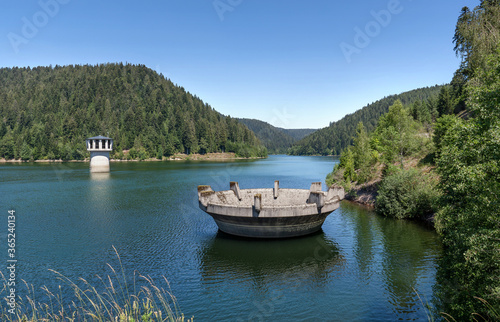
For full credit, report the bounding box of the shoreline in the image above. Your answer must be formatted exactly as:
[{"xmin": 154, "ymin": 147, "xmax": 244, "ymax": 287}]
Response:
[
  {"xmin": 344, "ymin": 181, "xmax": 379, "ymax": 209},
  {"xmin": 288, "ymin": 154, "xmax": 341, "ymax": 157},
  {"xmin": 338, "ymin": 180, "xmax": 436, "ymax": 229},
  {"xmin": 0, "ymin": 153, "xmax": 266, "ymax": 163}
]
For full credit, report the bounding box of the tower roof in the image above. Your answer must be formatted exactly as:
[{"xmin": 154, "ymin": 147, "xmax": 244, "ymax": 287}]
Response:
[{"xmin": 87, "ymin": 135, "xmax": 112, "ymax": 140}]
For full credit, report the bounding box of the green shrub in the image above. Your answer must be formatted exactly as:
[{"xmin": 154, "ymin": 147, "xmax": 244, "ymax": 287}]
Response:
[
  {"xmin": 376, "ymin": 168, "xmax": 440, "ymax": 219},
  {"xmin": 381, "ymin": 164, "xmax": 401, "ymax": 178}
]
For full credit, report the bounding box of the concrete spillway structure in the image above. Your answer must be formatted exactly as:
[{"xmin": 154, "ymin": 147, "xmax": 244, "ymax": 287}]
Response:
[
  {"xmin": 86, "ymin": 135, "xmax": 113, "ymax": 173},
  {"xmin": 198, "ymin": 181, "xmax": 345, "ymax": 238}
]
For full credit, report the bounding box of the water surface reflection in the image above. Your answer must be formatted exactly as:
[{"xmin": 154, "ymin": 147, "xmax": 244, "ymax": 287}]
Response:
[
  {"xmin": 332, "ymin": 201, "xmax": 442, "ymax": 319},
  {"xmin": 0, "ymin": 157, "xmax": 441, "ymax": 321},
  {"xmin": 200, "ymin": 231, "xmax": 345, "ymax": 285}
]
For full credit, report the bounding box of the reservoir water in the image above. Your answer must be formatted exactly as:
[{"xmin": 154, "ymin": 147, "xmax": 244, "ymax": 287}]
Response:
[{"xmin": 0, "ymin": 155, "xmax": 441, "ymax": 321}]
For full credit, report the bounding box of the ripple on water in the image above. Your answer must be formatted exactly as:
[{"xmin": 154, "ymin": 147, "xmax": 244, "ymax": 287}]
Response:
[{"xmin": 0, "ymin": 158, "xmax": 441, "ymax": 321}]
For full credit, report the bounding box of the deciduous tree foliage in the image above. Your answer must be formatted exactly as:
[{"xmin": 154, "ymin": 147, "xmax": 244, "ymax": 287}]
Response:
[
  {"xmin": 435, "ymin": 46, "xmax": 500, "ymax": 321},
  {"xmin": 351, "ymin": 122, "xmax": 376, "ymax": 183},
  {"xmin": 0, "ymin": 63, "xmax": 267, "ymax": 160},
  {"xmin": 376, "ymin": 168, "xmax": 440, "ymax": 220},
  {"xmin": 326, "ymin": 98, "xmax": 434, "ymax": 183},
  {"xmin": 374, "ymin": 100, "xmax": 420, "ymax": 167},
  {"xmin": 432, "ymin": 1, "xmax": 500, "ymax": 319}
]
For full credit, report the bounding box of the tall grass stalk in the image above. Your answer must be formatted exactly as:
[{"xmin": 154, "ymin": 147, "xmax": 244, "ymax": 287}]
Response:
[
  {"xmin": 0, "ymin": 247, "xmax": 192, "ymax": 321},
  {"xmin": 413, "ymin": 287, "xmax": 435, "ymax": 322}
]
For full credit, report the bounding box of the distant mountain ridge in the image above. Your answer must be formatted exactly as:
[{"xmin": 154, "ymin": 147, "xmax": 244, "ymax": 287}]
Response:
[
  {"xmin": 279, "ymin": 128, "xmax": 317, "ymax": 141},
  {"xmin": 237, "ymin": 118, "xmax": 317, "ymax": 154},
  {"xmin": 289, "ymin": 85, "xmax": 444, "ymax": 155}
]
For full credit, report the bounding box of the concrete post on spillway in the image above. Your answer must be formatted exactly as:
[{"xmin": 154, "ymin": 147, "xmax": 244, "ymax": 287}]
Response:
[{"xmin": 86, "ymin": 135, "xmax": 113, "ymax": 173}]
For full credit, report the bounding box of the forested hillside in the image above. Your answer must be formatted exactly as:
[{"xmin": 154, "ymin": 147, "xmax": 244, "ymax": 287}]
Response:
[
  {"xmin": 237, "ymin": 118, "xmax": 317, "ymax": 154},
  {"xmin": 237, "ymin": 118, "xmax": 295, "ymax": 154},
  {"xmin": 279, "ymin": 128, "xmax": 317, "ymax": 141},
  {"xmin": 289, "ymin": 85, "xmax": 443, "ymax": 155},
  {"xmin": 0, "ymin": 64, "xmax": 267, "ymax": 161},
  {"xmin": 326, "ymin": 1, "xmax": 500, "ymax": 319}
]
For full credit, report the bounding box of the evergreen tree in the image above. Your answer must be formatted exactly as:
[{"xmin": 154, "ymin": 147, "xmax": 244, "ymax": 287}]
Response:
[
  {"xmin": 437, "ymin": 86, "xmax": 454, "ymax": 116},
  {"xmin": 20, "ymin": 141, "xmax": 32, "ymax": 161}
]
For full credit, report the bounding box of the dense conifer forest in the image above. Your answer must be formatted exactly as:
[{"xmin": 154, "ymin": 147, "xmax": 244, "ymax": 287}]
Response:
[
  {"xmin": 0, "ymin": 63, "xmax": 267, "ymax": 161},
  {"xmin": 289, "ymin": 85, "xmax": 444, "ymax": 155},
  {"xmin": 237, "ymin": 118, "xmax": 316, "ymax": 154},
  {"xmin": 281, "ymin": 128, "xmax": 317, "ymax": 141}
]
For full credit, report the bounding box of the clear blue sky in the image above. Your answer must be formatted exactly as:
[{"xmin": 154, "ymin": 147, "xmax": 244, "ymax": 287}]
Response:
[{"xmin": 0, "ymin": 0, "xmax": 479, "ymax": 129}]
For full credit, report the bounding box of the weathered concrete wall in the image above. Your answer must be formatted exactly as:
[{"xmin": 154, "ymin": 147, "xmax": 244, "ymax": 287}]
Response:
[
  {"xmin": 212, "ymin": 213, "xmax": 329, "ymax": 238},
  {"xmin": 199, "ymin": 185, "xmax": 343, "ymax": 212},
  {"xmin": 327, "ymin": 185, "xmax": 345, "ymax": 202},
  {"xmin": 90, "ymin": 151, "xmax": 110, "ymax": 173},
  {"xmin": 197, "ymin": 182, "xmax": 345, "ymax": 237}
]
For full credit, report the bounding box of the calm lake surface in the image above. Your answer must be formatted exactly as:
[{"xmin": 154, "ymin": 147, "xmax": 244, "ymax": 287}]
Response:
[{"xmin": 0, "ymin": 155, "xmax": 441, "ymax": 321}]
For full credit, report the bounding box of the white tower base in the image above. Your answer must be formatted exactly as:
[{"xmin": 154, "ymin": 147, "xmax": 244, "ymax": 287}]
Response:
[{"xmin": 90, "ymin": 151, "xmax": 110, "ymax": 173}]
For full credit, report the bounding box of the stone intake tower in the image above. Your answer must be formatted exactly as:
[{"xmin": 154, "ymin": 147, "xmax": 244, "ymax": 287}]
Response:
[{"xmin": 86, "ymin": 136, "xmax": 113, "ymax": 173}]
